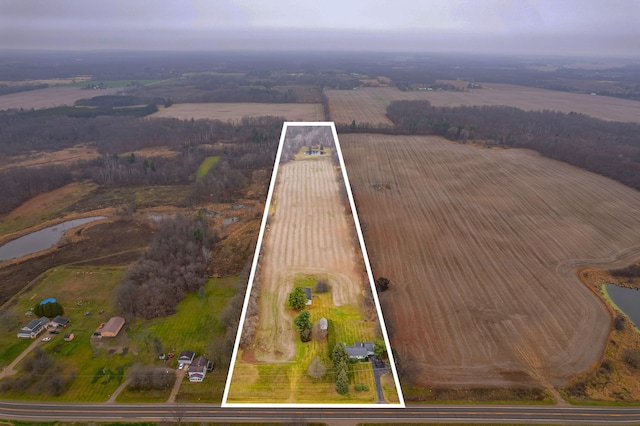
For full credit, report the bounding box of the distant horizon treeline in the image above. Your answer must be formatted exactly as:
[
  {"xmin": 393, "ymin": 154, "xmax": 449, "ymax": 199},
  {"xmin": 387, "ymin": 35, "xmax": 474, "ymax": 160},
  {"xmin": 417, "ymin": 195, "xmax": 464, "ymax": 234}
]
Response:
[{"xmin": 340, "ymin": 100, "xmax": 640, "ymax": 192}]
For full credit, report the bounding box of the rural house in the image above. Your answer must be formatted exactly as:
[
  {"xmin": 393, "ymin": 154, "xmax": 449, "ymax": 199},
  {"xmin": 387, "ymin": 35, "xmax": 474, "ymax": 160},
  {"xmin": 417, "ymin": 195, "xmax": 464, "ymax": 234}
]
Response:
[
  {"xmin": 345, "ymin": 342, "xmax": 374, "ymax": 359},
  {"xmin": 178, "ymin": 350, "xmax": 195, "ymax": 366},
  {"xmin": 17, "ymin": 316, "xmax": 49, "ymax": 338},
  {"xmin": 98, "ymin": 316, "xmax": 125, "ymax": 338},
  {"xmin": 187, "ymin": 355, "xmax": 214, "ymax": 382}
]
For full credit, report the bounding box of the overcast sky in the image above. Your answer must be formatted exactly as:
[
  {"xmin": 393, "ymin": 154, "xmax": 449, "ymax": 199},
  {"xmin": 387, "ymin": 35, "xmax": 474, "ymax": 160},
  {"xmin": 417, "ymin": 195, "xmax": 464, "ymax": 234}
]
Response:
[{"xmin": 1, "ymin": 0, "xmax": 638, "ymax": 56}]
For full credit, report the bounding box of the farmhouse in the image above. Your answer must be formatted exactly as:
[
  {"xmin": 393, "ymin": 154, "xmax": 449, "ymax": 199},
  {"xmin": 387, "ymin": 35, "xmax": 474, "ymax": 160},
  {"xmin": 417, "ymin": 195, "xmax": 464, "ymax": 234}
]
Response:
[
  {"xmin": 304, "ymin": 287, "xmax": 312, "ymax": 305},
  {"xmin": 17, "ymin": 316, "xmax": 49, "ymax": 338},
  {"xmin": 345, "ymin": 342, "xmax": 374, "ymax": 359},
  {"xmin": 178, "ymin": 350, "xmax": 195, "ymax": 366},
  {"xmin": 187, "ymin": 355, "xmax": 214, "ymax": 382},
  {"xmin": 99, "ymin": 316, "xmax": 125, "ymax": 338},
  {"xmin": 50, "ymin": 315, "xmax": 70, "ymax": 328}
]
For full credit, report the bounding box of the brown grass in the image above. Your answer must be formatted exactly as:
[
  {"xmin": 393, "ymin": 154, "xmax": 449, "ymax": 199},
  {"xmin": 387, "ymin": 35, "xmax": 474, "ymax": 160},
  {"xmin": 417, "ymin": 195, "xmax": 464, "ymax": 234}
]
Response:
[
  {"xmin": 0, "ymin": 87, "xmax": 119, "ymax": 110},
  {"xmin": 151, "ymin": 102, "xmax": 325, "ymax": 122},
  {"xmin": 0, "ymin": 144, "xmax": 180, "ymax": 172},
  {"xmin": 340, "ymin": 133, "xmax": 640, "ymax": 389},
  {"xmin": 562, "ymin": 268, "xmax": 640, "ymax": 402},
  {"xmin": 325, "ymin": 85, "xmax": 640, "ymax": 125}
]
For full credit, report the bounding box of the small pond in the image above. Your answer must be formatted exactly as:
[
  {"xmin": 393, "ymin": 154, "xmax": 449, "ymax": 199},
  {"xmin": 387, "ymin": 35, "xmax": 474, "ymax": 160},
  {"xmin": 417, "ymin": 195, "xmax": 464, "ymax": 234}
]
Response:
[
  {"xmin": 0, "ymin": 216, "xmax": 105, "ymax": 261},
  {"xmin": 607, "ymin": 284, "xmax": 640, "ymax": 329}
]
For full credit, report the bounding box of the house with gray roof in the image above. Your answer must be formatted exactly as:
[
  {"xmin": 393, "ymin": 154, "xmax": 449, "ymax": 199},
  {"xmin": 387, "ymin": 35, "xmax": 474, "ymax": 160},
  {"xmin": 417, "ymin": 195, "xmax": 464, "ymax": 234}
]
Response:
[
  {"xmin": 345, "ymin": 342, "xmax": 374, "ymax": 359},
  {"xmin": 17, "ymin": 316, "xmax": 49, "ymax": 338}
]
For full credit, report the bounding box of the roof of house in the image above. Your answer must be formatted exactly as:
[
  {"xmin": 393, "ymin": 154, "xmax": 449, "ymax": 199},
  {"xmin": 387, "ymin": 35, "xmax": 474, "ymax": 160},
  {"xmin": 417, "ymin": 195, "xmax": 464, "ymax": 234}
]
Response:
[
  {"xmin": 345, "ymin": 342, "xmax": 375, "ymax": 358},
  {"xmin": 188, "ymin": 364, "xmax": 206, "ymax": 374},
  {"xmin": 191, "ymin": 355, "xmax": 209, "ymax": 367},
  {"xmin": 21, "ymin": 316, "xmax": 49, "ymax": 332},
  {"xmin": 303, "ymin": 287, "xmax": 312, "ymax": 300},
  {"xmin": 178, "ymin": 350, "xmax": 195, "ymax": 362},
  {"xmin": 101, "ymin": 316, "xmax": 125, "ymax": 337},
  {"xmin": 52, "ymin": 315, "xmax": 70, "ymax": 325}
]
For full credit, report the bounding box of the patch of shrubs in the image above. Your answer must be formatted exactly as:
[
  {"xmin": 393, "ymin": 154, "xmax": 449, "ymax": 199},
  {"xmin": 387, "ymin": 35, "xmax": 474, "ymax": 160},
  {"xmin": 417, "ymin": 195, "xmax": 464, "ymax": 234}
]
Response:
[
  {"xmin": 354, "ymin": 384, "xmax": 370, "ymax": 392},
  {"xmin": 613, "ymin": 315, "xmax": 626, "ymax": 331},
  {"xmin": 622, "ymin": 348, "xmax": 640, "ymax": 369},
  {"xmin": 315, "ymin": 280, "xmax": 330, "ymax": 293}
]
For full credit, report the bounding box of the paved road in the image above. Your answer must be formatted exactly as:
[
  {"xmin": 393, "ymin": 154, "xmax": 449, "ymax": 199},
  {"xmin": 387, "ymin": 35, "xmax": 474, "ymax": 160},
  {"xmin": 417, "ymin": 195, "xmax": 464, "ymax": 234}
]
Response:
[{"xmin": 2, "ymin": 401, "xmax": 640, "ymax": 424}]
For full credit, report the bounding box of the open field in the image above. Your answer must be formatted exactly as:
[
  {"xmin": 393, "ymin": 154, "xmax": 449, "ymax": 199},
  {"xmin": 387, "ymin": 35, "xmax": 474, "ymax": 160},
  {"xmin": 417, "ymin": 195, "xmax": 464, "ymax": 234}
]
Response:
[
  {"xmin": 0, "ymin": 87, "xmax": 119, "ymax": 111},
  {"xmin": 151, "ymin": 102, "xmax": 324, "ymax": 122},
  {"xmin": 227, "ymin": 139, "xmax": 397, "ymax": 404},
  {"xmin": 340, "ymin": 134, "xmax": 640, "ymax": 389},
  {"xmin": 325, "ymin": 85, "xmax": 640, "ymax": 125}
]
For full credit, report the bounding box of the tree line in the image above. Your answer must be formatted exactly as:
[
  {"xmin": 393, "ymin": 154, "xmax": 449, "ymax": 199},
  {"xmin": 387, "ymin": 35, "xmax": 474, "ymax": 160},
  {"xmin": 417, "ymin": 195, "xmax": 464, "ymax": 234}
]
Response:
[{"xmin": 383, "ymin": 100, "xmax": 640, "ymax": 191}]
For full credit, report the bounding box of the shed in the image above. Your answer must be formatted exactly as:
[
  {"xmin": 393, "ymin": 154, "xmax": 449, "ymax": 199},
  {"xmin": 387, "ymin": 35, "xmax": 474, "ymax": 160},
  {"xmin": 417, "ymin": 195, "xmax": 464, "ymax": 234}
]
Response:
[
  {"xmin": 51, "ymin": 315, "xmax": 70, "ymax": 328},
  {"xmin": 318, "ymin": 317, "xmax": 328, "ymax": 331},
  {"xmin": 304, "ymin": 287, "xmax": 312, "ymax": 305},
  {"xmin": 100, "ymin": 316, "xmax": 125, "ymax": 337}
]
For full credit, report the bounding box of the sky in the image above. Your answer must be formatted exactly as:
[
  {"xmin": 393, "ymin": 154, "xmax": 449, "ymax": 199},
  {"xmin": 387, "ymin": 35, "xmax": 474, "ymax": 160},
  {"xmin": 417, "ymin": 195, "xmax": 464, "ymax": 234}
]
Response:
[{"xmin": 0, "ymin": 0, "xmax": 638, "ymax": 57}]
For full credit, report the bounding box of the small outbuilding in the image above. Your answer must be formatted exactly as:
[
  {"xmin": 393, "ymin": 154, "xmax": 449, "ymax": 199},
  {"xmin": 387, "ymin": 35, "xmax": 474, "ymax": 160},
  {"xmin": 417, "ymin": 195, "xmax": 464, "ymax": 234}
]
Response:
[
  {"xmin": 17, "ymin": 316, "xmax": 49, "ymax": 338},
  {"xmin": 304, "ymin": 287, "xmax": 312, "ymax": 305},
  {"xmin": 51, "ymin": 315, "xmax": 70, "ymax": 328},
  {"xmin": 100, "ymin": 316, "xmax": 125, "ymax": 338},
  {"xmin": 318, "ymin": 317, "xmax": 328, "ymax": 331}
]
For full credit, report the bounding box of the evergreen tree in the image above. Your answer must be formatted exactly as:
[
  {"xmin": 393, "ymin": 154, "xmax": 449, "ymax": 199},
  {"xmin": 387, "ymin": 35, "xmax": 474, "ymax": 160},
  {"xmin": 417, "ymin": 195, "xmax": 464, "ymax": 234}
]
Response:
[
  {"xmin": 288, "ymin": 287, "xmax": 307, "ymax": 311},
  {"xmin": 336, "ymin": 368, "xmax": 349, "ymax": 394}
]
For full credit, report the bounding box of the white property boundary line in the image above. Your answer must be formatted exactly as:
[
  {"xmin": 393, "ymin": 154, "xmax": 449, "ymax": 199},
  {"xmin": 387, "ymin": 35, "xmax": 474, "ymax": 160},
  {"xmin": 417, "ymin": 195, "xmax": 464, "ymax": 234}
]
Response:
[{"xmin": 222, "ymin": 122, "xmax": 405, "ymax": 408}]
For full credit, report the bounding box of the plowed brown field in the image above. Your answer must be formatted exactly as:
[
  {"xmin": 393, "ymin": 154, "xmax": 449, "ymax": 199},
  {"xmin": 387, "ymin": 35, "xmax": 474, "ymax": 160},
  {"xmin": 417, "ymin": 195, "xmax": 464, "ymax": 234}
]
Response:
[
  {"xmin": 326, "ymin": 85, "xmax": 640, "ymax": 125},
  {"xmin": 252, "ymin": 156, "xmax": 362, "ymax": 362},
  {"xmin": 152, "ymin": 102, "xmax": 324, "ymax": 122},
  {"xmin": 341, "ymin": 134, "xmax": 640, "ymax": 388},
  {"xmin": 0, "ymin": 87, "xmax": 118, "ymax": 110}
]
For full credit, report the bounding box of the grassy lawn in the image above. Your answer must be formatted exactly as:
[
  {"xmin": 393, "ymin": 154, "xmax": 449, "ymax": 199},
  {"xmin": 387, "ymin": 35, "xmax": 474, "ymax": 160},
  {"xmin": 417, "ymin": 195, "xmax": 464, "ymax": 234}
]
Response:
[
  {"xmin": 124, "ymin": 276, "xmax": 238, "ymax": 402},
  {"xmin": 0, "ymin": 266, "xmax": 238, "ymax": 403},
  {"xmin": 195, "ymin": 156, "xmax": 220, "ymax": 179},
  {"xmin": 227, "ymin": 275, "xmax": 380, "ymax": 404}
]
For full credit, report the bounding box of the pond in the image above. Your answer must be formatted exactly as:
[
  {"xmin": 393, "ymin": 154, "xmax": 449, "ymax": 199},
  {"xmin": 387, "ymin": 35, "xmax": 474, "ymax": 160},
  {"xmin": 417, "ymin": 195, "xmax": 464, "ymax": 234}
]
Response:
[
  {"xmin": 607, "ymin": 284, "xmax": 640, "ymax": 329},
  {"xmin": 0, "ymin": 216, "xmax": 105, "ymax": 261}
]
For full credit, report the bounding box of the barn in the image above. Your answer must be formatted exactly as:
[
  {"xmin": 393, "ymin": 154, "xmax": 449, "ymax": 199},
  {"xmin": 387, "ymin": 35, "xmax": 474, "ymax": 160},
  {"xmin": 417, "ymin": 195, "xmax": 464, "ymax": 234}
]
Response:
[{"xmin": 100, "ymin": 316, "xmax": 125, "ymax": 337}]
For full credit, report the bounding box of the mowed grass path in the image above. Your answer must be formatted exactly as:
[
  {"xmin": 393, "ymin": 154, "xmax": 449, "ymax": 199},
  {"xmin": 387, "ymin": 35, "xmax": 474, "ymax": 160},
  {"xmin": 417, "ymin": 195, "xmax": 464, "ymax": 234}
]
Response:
[
  {"xmin": 195, "ymin": 156, "xmax": 220, "ymax": 179},
  {"xmin": 0, "ymin": 265, "xmax": 238, "ymax": 402}
]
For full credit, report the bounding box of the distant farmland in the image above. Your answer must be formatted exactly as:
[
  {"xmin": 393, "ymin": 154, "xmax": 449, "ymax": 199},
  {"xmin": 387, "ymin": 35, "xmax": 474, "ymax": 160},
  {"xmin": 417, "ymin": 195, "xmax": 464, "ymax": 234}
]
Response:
[
  {"xmin": 0, "ymin": 87, "xmax": 119, "ymax": 111},
  {"xmin": 341, "ymin": 133, "xmax": 640, "ymax": 389},
  {"xmin": 152, "ymin": 102, "xmax": 325, "ymax": 122},
  {"xmin": 325, "ymin": 85, "xmax": 640, "ymax": 125}
]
